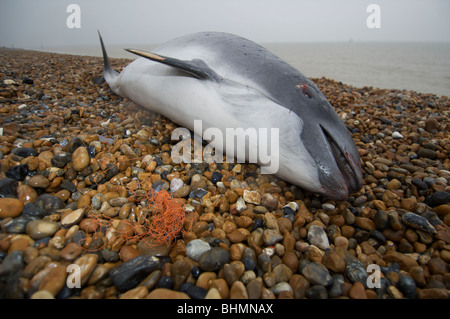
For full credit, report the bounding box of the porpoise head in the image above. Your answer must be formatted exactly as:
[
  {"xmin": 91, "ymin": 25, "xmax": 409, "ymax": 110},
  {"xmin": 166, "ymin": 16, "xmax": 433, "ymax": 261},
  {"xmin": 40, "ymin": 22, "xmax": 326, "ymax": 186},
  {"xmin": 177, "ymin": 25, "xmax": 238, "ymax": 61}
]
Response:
[{"xmin": 278, "ymin": 79, "xmax": 364, "ymax": 200}]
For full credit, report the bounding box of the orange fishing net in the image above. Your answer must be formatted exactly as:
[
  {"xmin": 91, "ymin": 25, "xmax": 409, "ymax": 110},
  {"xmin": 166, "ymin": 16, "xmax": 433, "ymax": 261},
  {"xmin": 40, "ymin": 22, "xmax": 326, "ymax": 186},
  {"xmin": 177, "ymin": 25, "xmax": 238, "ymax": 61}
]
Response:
[{"xmin": 77, "ymin": 181, "xmax": 195, "ymax": 253}]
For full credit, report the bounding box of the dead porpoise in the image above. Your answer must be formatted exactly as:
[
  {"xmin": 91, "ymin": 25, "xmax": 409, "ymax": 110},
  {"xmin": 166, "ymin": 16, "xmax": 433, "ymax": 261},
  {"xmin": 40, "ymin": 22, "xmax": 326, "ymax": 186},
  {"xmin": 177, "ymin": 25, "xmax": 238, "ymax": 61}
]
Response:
[{"xmin": 99, "ymin": 31, "xmax": 363, "ymax": 200}]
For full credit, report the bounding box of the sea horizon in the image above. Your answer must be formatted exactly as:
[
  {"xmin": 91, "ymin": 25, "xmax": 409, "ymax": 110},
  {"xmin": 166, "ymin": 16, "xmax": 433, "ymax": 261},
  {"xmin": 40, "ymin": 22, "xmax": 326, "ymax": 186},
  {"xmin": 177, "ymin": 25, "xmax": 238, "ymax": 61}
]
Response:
[{"xmin": 3, "ymin": 41, "xmax": 450, "ymax": 97}]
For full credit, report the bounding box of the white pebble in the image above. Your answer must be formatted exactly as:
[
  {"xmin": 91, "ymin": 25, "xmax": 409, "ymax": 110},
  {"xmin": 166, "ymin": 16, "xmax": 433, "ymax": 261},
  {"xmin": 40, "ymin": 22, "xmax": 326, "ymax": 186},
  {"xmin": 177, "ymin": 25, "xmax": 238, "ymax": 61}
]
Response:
[{"xmin": 392, "ymin": 131, "xmax": 403, "ymax": 139}]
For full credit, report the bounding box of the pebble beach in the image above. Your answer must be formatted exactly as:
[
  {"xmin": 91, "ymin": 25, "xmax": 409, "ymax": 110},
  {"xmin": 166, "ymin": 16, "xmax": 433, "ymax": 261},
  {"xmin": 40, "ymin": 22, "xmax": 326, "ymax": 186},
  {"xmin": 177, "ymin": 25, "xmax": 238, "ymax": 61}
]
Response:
[{"xmin": 0, "ymin": 47, "xmax": 449, "ymax": 300}]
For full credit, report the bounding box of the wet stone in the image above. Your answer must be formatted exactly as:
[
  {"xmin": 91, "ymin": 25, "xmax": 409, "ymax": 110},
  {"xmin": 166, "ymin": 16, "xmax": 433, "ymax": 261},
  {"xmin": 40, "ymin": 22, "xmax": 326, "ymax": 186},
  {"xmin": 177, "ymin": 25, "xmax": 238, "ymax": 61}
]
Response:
[
  {"xmin": 301, "ymin": 262, "xmax": 332, "ymax": 286},
  {"xmin": 0, "ymin": 198, "xmax": 24, "ymax": 218},
  {"xmin": 397, "ymin": 274, "xmax": 416, "ymax": 298},
  {"xmin": 21, "ymin": 202, "xmax": 47, "ymax": 218},
  {"xmin": 26, "ymin": 220, "xmax": 60, "ymax": 240},
  {"xmin": 0, "ymin": 177, "xmax": 18, "ymax": 197},
  {"xmin": 402, "ymin": 212, "xmax": 437, "ymax": 234},
  {"xmin": 5, "ymin": 164, "xmax": 29, "ymax": 181},
  {"xmin": 4, "ymin": 215, "xmax": 38, "ymax": 234},
  {"xmin": 109, "ymin": 255, "xmax": 161, "ymax": 291},
  {"xmin": 198, "ymin": 247, "xmax": 230, "ymax": 272},
  {"xmin": 306, "ymin": 285, "xmax": 328, "ymax": 299},
  {"xmin": 51, "ymin": 152, "xmax": 72, "ymax": 168},
  {"xmin": 328, "ymin": 274, "xmax": 345, "ymax": 298},
  {"xmin": 27, "ymin": 175, "xmax": 50, "ymax": 189},
  {"xmin": 345, "ymin": 259, "xmax": 369, "ymax": 284},
  {"xmin": 425, "ymin": 191, "xmax": 450, "ymax": 207},
  {"xmin": 11, "ymin": 147, "xmax": 38, "ymax": 158},
  {"xmin": 71, "ymin": 146, "xmax": 90, "ymax": 172},
  {"xmin": 34, "ymin": 194, "xmax": 65, "ymax": 214}
]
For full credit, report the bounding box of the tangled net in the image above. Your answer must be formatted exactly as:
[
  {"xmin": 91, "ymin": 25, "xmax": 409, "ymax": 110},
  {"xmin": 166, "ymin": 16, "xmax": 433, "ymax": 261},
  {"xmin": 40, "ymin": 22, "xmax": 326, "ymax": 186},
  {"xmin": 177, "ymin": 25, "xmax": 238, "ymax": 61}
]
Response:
[{"xmin": 78, "ymin": 186, "xmax": 195, "ymax": 252}]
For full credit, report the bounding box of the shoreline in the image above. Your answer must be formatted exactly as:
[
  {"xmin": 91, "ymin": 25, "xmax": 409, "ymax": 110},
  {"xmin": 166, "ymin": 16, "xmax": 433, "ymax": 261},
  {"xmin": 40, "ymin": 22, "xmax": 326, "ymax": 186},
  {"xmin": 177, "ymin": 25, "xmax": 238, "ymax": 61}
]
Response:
[
  {"xmin": 0, "ymin": 47, "xmax": 449, "ymax": 300},
  {"xmin": 2, "ymin": 45, "xmax": 449, "ymax": 98}
]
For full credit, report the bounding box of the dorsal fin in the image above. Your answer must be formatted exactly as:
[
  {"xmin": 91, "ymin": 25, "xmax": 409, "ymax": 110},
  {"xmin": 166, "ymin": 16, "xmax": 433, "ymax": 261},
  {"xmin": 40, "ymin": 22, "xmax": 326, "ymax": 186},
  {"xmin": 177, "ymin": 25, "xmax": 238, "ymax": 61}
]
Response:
[{"xmin": 125, "ymin": 48, "xmax": 219, "ymax": 81}]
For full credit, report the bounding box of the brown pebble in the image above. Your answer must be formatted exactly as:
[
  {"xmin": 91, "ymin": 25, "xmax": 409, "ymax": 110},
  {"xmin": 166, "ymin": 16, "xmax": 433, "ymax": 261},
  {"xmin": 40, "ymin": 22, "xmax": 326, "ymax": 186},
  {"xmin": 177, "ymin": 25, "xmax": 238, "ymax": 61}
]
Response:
[
  {"xmin": 26, "ymin": 220, "xmax": 60, "ymax": 240},
  {"xmin": 38, "ymin": 265, "xmax": 67, "ymax": 296},
  {"xmin": 384, "ymin": 251, "xmax": 418, "ymax": 271},
  {"xmin": 0, "ymin": 198, "xmax": 24, "ymax": 218},
  {"xmin": 227, "ymin": 229, "xmax": 246, "ymax": 243},
  {"xmin": 146, "ymin": 288, "xmax": 190, "ymax": 299},
  {"xmin": 16, "ymin": 184, "xmax": 38, "ymax": 204},
  {"xmin": 8, "ymin": 238, "xmax": 30, "ymax": 253},
  {"xmin": 229, "ymin": 281, "xmax": 248, "ymax": 299},
  {"xmin": 322, "ymin": 249, "xmax": 346, "ymax": 273},
  {"xmin": 77, "ymin": 194, "xmax": 91, "ymax": 208},
  {"xmin": 354, "ymin": 217, "xmax": 376, "ymax": 231},
  {"xmin": 246, "ymin": 277, "xmax": 263, "ymax": 299},
  {"xmin": 427, "ymin": 257, "xmax": 448, "ymax": 275},
  {"xmin": 349, "ymin": 281, "xmax": 367, "ymax": 299},
  {"xmin": 417, "ymin": 288, "xmax": 449, "ymax": 299},
  {"xmin": 27, "ymin": 175, "xmax": 50, "ymax": 189},
  {"xmin": 72, "ymin": 146, "xmax": 90, "ymax": 171},
  {"xmin": 60, "ymin": 242, "xmax": 82, "ymax": 261},
  {"xmin": 210, "ymin": 278, "xmax": 229, "ymax": 299},
  {"xmin": 119, "ymin": 245, "xmax": 142, "ymax": 262},
  {"xmin": 74, "ymin": 253, "xmax": 98, "ymax": 286},
  {"xmin": 120, "ymin": 286, "xmax": 148, "ymax": 299},
  {"xmin": 196, "ymin": 272, "xmax": 217, "ymax": 290}
]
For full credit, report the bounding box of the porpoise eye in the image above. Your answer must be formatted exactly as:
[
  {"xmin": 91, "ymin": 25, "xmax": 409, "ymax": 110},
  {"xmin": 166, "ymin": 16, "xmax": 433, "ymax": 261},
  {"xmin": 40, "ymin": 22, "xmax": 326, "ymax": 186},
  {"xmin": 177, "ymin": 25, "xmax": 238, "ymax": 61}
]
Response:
[{"xmin": 297, "ymin": 83, "xmax": 313, "ymax": 99}]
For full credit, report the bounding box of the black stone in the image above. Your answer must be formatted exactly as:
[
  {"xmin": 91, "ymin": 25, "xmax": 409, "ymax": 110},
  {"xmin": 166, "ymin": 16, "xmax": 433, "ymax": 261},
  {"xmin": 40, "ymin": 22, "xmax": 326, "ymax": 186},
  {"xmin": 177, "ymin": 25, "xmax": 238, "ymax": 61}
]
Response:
[
  {"xmin": 306, "ymin": 285, "xmax": 328, "ymax": 299},
  {"xmin": 179, "ymin": 282, "xmax": 194, "ymax": 294},
  {"xmin": 402, "ymin": 212, "xmax": 437, "ymax": 234},
  {"xmin": 370, "ymin": 229, "xmax": 386, "ymax": 244},
  {"xmin": 0, "ymin": 177, "xmax": 18, "ymax": 197},
  {"xmin": 88, "ymin": 144, "xmax": 96, "ymax": 158},
  {"xmin": 211, "ymin": 172, "xmax": 223, "ymax": 184},
  {"xmin": 252, "ymin": 218, "xmax": 264, "ymax": 231},
  {"xmin": 22, "ymin": 202, "xmax": 48, "ymax": 218},
  {"xmin": 0, "ymin": 250, "xmax": 23, "ymax": 276},
  {"xmin": 11, "ymin": 147, "xmax": 38, "ymax": 158},
  {"xmin": 198, "ymin": 247, "xmax": 230, "ymax": 272},
  {"xmin": 186, "ymin": 286, "xmax": 207, "ymax": 299},
  {"xmin": 3, "ymin": 215, "xmax": 38, "ymax": 234},
  {"xmin": 109, "ymin": 255, "xmax": 161, "ymax": 291},
  {"xmin": 22, "ymin": 78, "xmax": 34, "ymax": 85},
  {"xmin": 374, "ymin": 210, "xmax": 389, "ymax": 230},
  {"xmin": 60, "ymin": 179, "xmax": 77, "ymax": 193},
  {"xmin": 242, "ymin": 247, "xmax": 257, "ymax": 271},
  {"xmin": 67, "ymin": 137, "xmax": 86, "ymax": 153},
  {"xmin": 34, "ymin": 194, "xmax": 65, "ymax": 214},
  {"xmin": 397, "ymin": 274, "xmax": 416, "ymax": 298},
  {"xmin": 345, "ymin": 259, "xmax": 368, "ymax": 285},
  {"xmin": 51, "ymin": 152, "xmax": 72, "ymax": 168},
  {"xmin": 328, "ymin": 274, "xmax": 344, "ymax": 298},
  {"xmin": 191, "ymin": 266, "xmax": 200, "ymax": 278},
  {"xmin": 425, "ymin": 191, "xmax": 450, "ymax": 207},
  {"xmin": 157, "ymin": 275, "xmax": 174, "ymax": 289},
  {"xmin": 411, "ymin": 178, "xmax": 428, "ymax": 190},
  {"xmin": 5, "ymin": 164, "xmax": 29, "ymax": 181}
]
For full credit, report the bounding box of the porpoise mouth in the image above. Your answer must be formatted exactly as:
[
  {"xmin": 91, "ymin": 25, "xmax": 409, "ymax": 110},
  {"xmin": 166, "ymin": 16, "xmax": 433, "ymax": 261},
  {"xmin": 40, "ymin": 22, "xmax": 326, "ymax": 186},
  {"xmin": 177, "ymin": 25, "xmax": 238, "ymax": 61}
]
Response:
[{"xmin": 321, "ymin": 125, "xmax": 363, "ymax": 195}]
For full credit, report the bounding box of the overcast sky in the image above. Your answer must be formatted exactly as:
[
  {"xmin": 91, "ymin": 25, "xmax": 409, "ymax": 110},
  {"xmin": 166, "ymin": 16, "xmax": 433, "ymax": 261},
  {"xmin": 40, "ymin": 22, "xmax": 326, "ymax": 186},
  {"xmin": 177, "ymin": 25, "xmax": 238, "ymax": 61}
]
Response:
[{"xmin": 0, "ymin": 0, "xmax": 449, "ymax": 49}]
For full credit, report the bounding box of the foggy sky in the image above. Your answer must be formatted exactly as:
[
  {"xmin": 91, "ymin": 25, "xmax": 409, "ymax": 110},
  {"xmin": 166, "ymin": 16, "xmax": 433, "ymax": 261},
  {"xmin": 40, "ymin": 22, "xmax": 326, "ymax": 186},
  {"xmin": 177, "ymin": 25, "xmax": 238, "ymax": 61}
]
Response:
[{"xmin": 0, "ymin": 0, "xmax": 449, "ymax": 49}]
